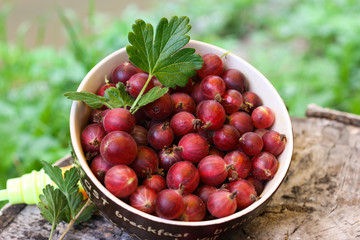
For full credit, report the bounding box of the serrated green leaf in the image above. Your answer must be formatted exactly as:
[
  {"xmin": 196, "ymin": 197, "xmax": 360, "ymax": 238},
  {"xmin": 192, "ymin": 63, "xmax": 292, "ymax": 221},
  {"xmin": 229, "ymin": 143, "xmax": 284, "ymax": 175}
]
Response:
[
  {"xmin": 126, "ymin": 16, "xmax": 203, "ymax": 89},
  {"xmin": 116, "ymin": 82, "xmax": 135, "ymax": 107},
  {"xmin": 64, "ymin": 91, "xmax": 106, "ymax": 109},
  {"xmin": 74, "ymin": 203, "xmax": 97, "ymax": 225},
  {"xmin": 42, "ymin": 161, "xmax": 66, "ymax": 190},
  {"xmin": 41, "ymin": 161, "xmax": 82, "ymax": 218},
  {"xmin": 136, "ymin": 86, "xmax": 169, "ymax": 109},
  {"xmin": 38, "ymin": 185, "xmax": 67, "ymax": 227},
  {"xmin": 103, "ymin": 83, "xmax": 134, "ymax": 108}
]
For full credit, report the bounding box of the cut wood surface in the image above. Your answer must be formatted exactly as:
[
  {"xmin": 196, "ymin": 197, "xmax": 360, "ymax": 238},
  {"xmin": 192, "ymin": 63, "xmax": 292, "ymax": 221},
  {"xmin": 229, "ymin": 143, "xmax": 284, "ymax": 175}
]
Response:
[{"xmin": 1, "ymin": 107, "xmax": 360, "ymax": 240}]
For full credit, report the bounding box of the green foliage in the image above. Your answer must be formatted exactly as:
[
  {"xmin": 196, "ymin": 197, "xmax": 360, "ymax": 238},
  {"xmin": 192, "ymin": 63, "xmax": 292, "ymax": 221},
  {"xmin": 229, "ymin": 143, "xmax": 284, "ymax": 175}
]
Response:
[
  {"xmin": 39, "ymin": 161, "xmax": 95, "ymax": 239},
  {"xmin": 126, "ymin": 16, "xmax": 203, "ymax": 88}
]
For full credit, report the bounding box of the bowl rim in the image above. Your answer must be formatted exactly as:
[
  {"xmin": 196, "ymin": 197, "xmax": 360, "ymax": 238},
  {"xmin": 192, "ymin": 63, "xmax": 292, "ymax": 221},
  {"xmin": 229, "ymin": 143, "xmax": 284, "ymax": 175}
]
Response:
[{"xmin": 70, "ymin": 39, "xmax": 294, "ymax": 227}]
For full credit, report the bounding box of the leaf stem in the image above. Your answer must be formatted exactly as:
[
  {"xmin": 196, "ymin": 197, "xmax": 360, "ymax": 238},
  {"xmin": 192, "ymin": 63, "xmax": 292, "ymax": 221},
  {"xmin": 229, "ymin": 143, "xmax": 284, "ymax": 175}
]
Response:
[
  {"xmin": 103, "ymin": 102, "xmax": 113, "ymax": 109},
  {"xmin": 130, "ymin": 73, "xmax": 153, "ymax": 113},
  {"xmin": 58, "ymin": 198, "xmax": 92, "ymax": 240},
  {"xmin": 49, "ymin": 222, "xmax": 56, "ymax": 240}
]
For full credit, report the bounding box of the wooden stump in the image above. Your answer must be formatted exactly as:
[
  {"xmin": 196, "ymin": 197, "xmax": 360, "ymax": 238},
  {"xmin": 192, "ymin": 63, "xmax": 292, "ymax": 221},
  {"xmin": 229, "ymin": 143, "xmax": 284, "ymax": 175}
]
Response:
[{"xmin": 1, "ymin": 105, "xmax": 360, "ymax": 239}]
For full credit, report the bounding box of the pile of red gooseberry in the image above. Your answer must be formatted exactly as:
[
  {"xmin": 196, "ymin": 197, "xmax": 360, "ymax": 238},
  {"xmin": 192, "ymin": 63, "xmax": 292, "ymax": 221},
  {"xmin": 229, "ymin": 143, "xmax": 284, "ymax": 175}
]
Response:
[{"xmin": 81, "ymin": 53, "xmax": 287, "ymax": 221}]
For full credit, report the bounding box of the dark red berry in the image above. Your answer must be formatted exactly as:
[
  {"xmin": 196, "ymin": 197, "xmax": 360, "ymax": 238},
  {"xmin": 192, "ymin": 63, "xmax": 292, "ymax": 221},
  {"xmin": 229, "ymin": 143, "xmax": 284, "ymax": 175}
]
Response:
[
  {"xmin": 251, "ymin": 151, "xmax": 279, "ymax": 180},
  {"xmin": 171, "ymin": 92, "xmax": 196, "ymax": 114},
  {"xmin": 130, "ymin": 125, "xmax": 148, "ymax": 146},
  {"xmin": 228, "ymin": 111, "xmax": 254, "ymax": 136},
  {"xmin": 177, "ymin": 133, "xmax": 209, "ymax": 163},
  {"xmin": 179, "ymin": 194, "xmax": 206, "ymax": 221},
  {"xmin": 191, "ymin": 83, "xmax": 205, "ymax": 104},
  {"xmin": 81, "ymin": 123, "xmax": 107, "ymax": 153},
  {"xmin": 100, "ymin": 131, "xmax": 137, "ymax": 165},
  {"xmin": 126, "ymin": 73, "xmax": 154, "ymax": 98},
  {"xmin": 221, "ymin": 69, "xmax": 248, "ymax": 93},
  {"xmin": 155, "ymin": 189, "xmax": 185, "ymax": 220},
  {"xmin": 158, "ymin": 147, "xmax": 182, "ymax": 172},
  {"xmin": 228, "ymin": 179, "xmax": 257, "ymax": 210},
  {"xmin": 224, "ymin": 151, "xmax": 251, "ymax": 180},
  {"xmin": 200, "ymin": 75, "xmax": 226, "ymax": 101},
  {"xmin": 221, "ymin": 89, "xmax": 243, "ymax": 114},
  {"xmin": 251, "ymin": 106, "xmax": 275, "ymax": 129},
  {"xmin": 90, "ymin": 155, "xmax": 114, "ymax": 182},
  {"xmin": 129, "ymin": 185, "xmax": 157, "ymax": 214},
  {"xmin": 196, "ymin": 53, "xmax": 224, "ymax": 78},
  {"xmin": 129, "ymin": 146, "xmax": 159, "ymax": 178},
  {"xmin": 104, "ymin": 165, "xmax": 138, "ymax": 198},
  {"xmin": 208, "ymin": 147, "xmax": 225, "ymax": 158},
  {"xmin": 143, "ymin": 174, "xmax": 167, "ymax": 193},
  {"xmin": 167, "ymin": 161, "xmax": 200, "ymax": 194},
  {"xmin": 112, "ymin": 61, "xmax": 142, "ymax": 84},
  {"xmin": 196, "ymin": 185, "xmax": 217, "ymax": 204},
  {"xmin": 212, "ymin": 125, "xmax": 240, "ymax": 152},
  {"xmin": 97, "ymin": 83, "xmax": 116, "ymax": 96},
  {"xmin": 147, "ymin": 122, "xmax": 174, "ymax": 150},
  {"xmin": 262, "ymin": 130, "xmax": 287, "ymax": 156},
  {"xmin": 102, "ymin": 108, "xmax": 135, "ymax": 133},
  {"xmin": 198, "ymin": 155, "xmax": 229, "ymax": 186},
  {"xmin": 207, "ymin": 190, "xmax": 237, "ymax": 218},
  {"xmin": 246, "ymin": 176, "xmax": 264, "ymax": 196},
  {"xmin": 170, "ymin": 112, "xmax": 201, "ymax": 137},
  {"xmin": 144, "ymin": 92, "xmax": 173, "ymax": 120},
  {"xmin": 241, "ymin": 91, "xmax": 263, "ymax": 113},
  {"xmin": 239, "ymin": 132, "xmax": 263, "ymax": 156},
  {"xmin": 196, "ymin": 100, "xmax": 226, "ymax": 130}
]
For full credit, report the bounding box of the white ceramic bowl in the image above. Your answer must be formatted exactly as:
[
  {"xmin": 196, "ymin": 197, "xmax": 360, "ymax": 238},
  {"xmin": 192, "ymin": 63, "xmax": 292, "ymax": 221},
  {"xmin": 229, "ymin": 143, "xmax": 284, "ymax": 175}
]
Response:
[{"xmin": 70, "ymin": 40, "xmax": 293, "ymax": 240}]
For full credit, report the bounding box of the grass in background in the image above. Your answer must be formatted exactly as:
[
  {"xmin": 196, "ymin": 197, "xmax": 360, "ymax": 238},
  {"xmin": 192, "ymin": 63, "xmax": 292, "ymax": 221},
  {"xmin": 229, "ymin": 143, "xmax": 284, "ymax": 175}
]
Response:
[{"xmin": 1, "ymin": 0, "xmax": 360, "ymax": 208}]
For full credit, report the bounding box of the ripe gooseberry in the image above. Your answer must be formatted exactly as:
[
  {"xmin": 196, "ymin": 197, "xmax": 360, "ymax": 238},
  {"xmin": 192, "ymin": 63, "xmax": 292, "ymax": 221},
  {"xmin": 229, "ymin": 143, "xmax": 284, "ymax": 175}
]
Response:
[
  {"xmin": 102, "ymin": 108, "xmax": 135, "ymax": 133},
  {"xmin": 155, "ymin": 189, "xmax": 185, "ymax": 220},
  {"xmin": 227, "ymin": 179, "xmax": 257, "ymax": 210},
  {"xmin": 239, "ymin": 132, "xmax": 263, "ymax": 156},
  {"xmin": 196, "ymin": 53, "xmax": 224, "ymax": 78},
  {"xmin": 166, "ymin": 161, "xmax": 200, "ymax": 194},
  {"xmin": 129, "ymin": 145, "xmax": 159, "ymax": 179},
  {"xmin": 251, "ymin": 106, "xmax": 275, "ymax": 129},
  {"xmin": 147, "ymin": 122, "xmax": 174, "ymax": 150},
  {"xmin": 129, "ymin": 185, "xmax": 157, "ymax": 214},
  {"xmin": 196, "ymin": 100, "xmax": 226, "ymax": 130},
  {"xmin": 212, "ymin": 124, "xmax": 240, "ymax": 152},
  {"xmin": 221, "ymin": 69, "xmax": 248, "ymax": 93},
  {"xmin": 104, "ymin": 165, "xmax": 138, "ymax": 198},
  {"xmin": 207, "ymin": 190, "xmax": 237, "ymax": 218},
  {"xmin": 112, "ymin": 61, "xmax": 142, "ymax": 84},
  {"xmin": 178, "ymin": 194, "xmax": 206, "ymax": 221},
  {"xmin": 100, "ymin": 131, "xmax": 137, "ymax": 165},
  {"xmin": 198, "ymin": 155, "xmax": 230, "ymax": 186},
  {"xmin": 262, "ymin": 130, "xmax": 287, "ymax": 156},
  {"xmin": 81, "ymin": 123, "xmax": 107, "ymax": 153},
  {"xmin": 251, "ymin": 151, "xmax": 279, "ymax": 180},
  {"xmin": 176, "ymin": 133, "xmax": 209, "ymax": 163}
]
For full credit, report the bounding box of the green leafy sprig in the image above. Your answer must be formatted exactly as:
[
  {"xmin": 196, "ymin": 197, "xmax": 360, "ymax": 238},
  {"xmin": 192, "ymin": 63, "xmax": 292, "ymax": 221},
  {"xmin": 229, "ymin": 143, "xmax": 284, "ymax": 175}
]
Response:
[
  {"xmin": 38, "ymin": 161, "xmax": 95, "ymax": 240},
  {"xmin": 64, "ymin": 16, "xmax": 203, "ymax": 114}
]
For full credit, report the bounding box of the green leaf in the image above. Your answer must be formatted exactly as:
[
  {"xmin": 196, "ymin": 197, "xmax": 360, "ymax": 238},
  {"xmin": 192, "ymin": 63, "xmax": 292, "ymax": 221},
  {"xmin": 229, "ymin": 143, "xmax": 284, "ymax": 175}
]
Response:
[
  {"xmin": 136, "ymin": 86, "xmax": 169, "ymax": 109},
  {"xmin": 38, "ymin": 185, "xmax": 67, "ymax": 228},
  {"xmin": 74, "ymin": 203, "xmax": 97, "ymax": 225},
  {"xmin": 126, "ymin": 16, "xmax": 203, "ymax": 89},
  {"xmin": 64, "ymin": 91, "xmax": 106, "ymax": 109},
  {"xmin": 41, "ymin": 161, "xmax": 82, "ymax": 218},
  {"xmin": 103, "ymin": 83, "xmax": 134, "ymax": 108},
  {"xmin": 42, "ymin": 161, "xmax": 66, "ymax": 190}
]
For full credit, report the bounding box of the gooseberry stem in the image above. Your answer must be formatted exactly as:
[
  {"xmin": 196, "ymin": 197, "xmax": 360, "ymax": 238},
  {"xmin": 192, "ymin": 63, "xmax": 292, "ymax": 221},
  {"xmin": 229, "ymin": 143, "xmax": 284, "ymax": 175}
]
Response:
[{"xmin": 130, "ymin": 73, "xmax": 153, "ymax": 113}]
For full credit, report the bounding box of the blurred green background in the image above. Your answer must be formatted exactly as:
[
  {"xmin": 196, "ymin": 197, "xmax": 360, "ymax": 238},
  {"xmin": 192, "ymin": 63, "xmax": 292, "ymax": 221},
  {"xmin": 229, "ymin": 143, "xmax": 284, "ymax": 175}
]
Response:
[{"xmin": 0, "ymin": 0, "xmax": 359, "ymax": 207}]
